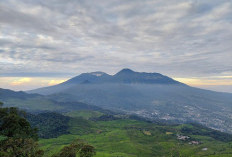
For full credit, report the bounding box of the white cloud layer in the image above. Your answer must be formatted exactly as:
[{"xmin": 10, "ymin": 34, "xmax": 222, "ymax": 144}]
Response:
[{"xmin": 0, "ymin": 0, "xmax": 231, "ymax": 79}]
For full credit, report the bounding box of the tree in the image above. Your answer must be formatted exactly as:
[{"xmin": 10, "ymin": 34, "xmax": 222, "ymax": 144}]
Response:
[
  {"xmin": 0, "ymin": 102, "xmax": 96, "ymax": 157},
  {"xmin": 79, "ymin": 144, "xmax": 96, "ymax": 157},
  {"xmin": 0, "ymin": 108, "xmax": 38, "ymax": 139},
  {"xmin": 0, "ymin": 138, "xmax": 44, "ymax": 157},
  {"xmin": 52, "ymin": 139, "xmax": 96, "ymax": 157},
  {"xmin": 0, "ymin": 102, "xmax": 43, "ymax": 157}
]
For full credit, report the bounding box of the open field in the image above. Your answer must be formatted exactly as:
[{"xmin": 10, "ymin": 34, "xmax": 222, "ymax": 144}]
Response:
[{"xmin": 39, "ymin": 111, "xmax": 232, "ymax": 157}]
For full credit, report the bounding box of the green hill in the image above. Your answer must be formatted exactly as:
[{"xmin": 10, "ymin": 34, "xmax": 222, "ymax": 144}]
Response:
[
  {"xmin": 1, "ymin": 88, "xmax": 232, "ymax": 156},
  {"xmin": 0, "ymin": 88, "xmax": 107, "ymax": 112},
  {"xmin": 35, "ymin": 111, "xmax": 232, "ymax": 157}
]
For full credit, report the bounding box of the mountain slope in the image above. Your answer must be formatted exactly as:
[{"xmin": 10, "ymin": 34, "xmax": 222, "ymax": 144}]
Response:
[
  {"xmin": 27, "ymin": 69, "xmax": 232, "ymax": 133},
  {"xmin": 28, "ymin": 69, "xmax": 182, "ymax": 95},
  {"xmin": 38, "ymin": 111, "xmax": 232, "ymax": 157},
  {"xmin": 0, "ymin": 88, "xmax": 106, "ymax": 113}
]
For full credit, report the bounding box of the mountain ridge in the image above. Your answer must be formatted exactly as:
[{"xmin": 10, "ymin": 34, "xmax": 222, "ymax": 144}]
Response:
[
  {"xmin": 28, "ymin": 68, "xmax": 183, "ymax": 95},
  {"xmin": 10, "ymin": 69, "xmax": 232, "ymax": 134}
]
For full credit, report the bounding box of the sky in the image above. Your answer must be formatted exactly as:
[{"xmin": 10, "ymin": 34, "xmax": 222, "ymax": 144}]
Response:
[{"xmin": 0, "ymin": 0, "xmax": 232, "ymax": 93}]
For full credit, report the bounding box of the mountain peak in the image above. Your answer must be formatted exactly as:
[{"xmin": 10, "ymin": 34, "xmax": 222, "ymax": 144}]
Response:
[
  {"xmin": 89, "ymin": 71, "xmax": 107, "ymax": 77},
  {"xmin": 117, "ymin": 68, "xmax": 135, "ymax": 74},
  {"xmin": 111, "ymin": 68, "xmax": 181, "ymax": 84}
]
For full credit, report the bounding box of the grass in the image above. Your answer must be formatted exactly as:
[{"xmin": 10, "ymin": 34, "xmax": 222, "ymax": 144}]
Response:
[
  {"xmin": 39, "ymin": 115, "xmax": 232, "ymax": 157},
  {"xmin": 64, "ymin": 110, "xmax": 103, "ymax": 119}
]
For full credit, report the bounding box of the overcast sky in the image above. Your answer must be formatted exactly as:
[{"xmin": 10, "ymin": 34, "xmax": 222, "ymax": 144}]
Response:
[{"xmin": 0, "ymin": 0, "xmax": 232, "ymax": 92}]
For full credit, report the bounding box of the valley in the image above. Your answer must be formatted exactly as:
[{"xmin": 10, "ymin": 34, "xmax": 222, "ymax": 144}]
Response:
[
  {"xmin": 27, "ymin": 69, "xmax": 232, "ymax": 134},
  {"xmin": 35, "ymin": 110, "xmax": 232, "ymax": 157},
  {"xmin": 1, "ymin": 69, "xmax": 232, "ymax": 156}
]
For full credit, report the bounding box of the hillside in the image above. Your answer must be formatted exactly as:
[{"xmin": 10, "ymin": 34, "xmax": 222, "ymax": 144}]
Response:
[
  {"xmin": 1, "ymin": 98, "xmax": 232, "ymax": 156},
  {"xmin": 30, "ymin": 110, "xmax": 232, "ymax": 157},
  {"xmin": 27, "ymin": 69, "xmax": 232, "ymax": 134},
  {"xmin": 0, "ymin": 88, "xmax": 107, "ymax": 113}
]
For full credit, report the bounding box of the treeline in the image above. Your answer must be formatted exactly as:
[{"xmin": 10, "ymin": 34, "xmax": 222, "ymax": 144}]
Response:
[
  {"xmin": 90, "ymin": 114, "xmax": 120, "ymax": 121},
  {"xmin": 0, "ymin": 102, "xmax": 43, "ymax": 157},
  {"xmin": 181, "ymin": 123, "xmax": 232, "ymax": 142},
  {"xmin": 26, "ymin": 112, "xmax": 70, "ymax": 138},
  {"xmin": 0, "ymin": 102, "xmax": 96, "ymax": 157}
]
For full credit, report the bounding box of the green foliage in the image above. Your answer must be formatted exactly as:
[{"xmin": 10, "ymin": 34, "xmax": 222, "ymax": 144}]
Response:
[
  {"xmin": 0, "ymin": 102, "xmax": 43, "ymax": 157},
  {"xmin": 180, "ymin": 124, "xmax": 232, "ymax": 142},
  {"xmin": 90, "ymin": 114, "xmax": 120, "ymax": 121},
  {"xmin": 51, "ymin": 139, "xmax": 95, "ymax": 157},
  {"xmin": 26, "ymin": 112, "xmax": 70, "ymax": 139},
  {"xmin": 79, "ymin": 145, "xmax": 96, "ymax": 157},
  {"xmin": 39, "ymin": 112, "xmax": 232, "ymax": 157},
  {"xmin": 0, "ymin": 102, "xmax": 96, "ymax": 157},
  {"xmin": 0, "ymin": 107, "xmax": 38, "ymax": 140},
  {"xmin": 0, "ymin": 138, "xmax": 44, "ymax": 157},
  {"xmin": 68, "ymin": 117, "xmax": 96, "ymax": 135},
  {"xmin": 64, "ymin": 110, "xmax": 103, "ymax": 120},
  {"xmin": 1, "ymin": 100, "xmax": 232, "ymax": 157}
]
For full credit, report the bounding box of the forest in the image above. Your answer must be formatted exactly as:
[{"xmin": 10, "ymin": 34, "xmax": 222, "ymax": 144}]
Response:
[{"xmin": 0, "ymin": 102, "xmax": 95, "ymax": 157}]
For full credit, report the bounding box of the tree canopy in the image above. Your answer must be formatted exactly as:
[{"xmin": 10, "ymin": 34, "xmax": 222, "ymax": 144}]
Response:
[
  {"xmin": 0, "ymin": 102, "xmax": 43, "ymax": 157},
  {"xmin": 52, "ymin": 139, "xmax": 96, "ymax": 157},
  {"xmin": 0, "ymin": 101, "xmax": 96, "ymax": 157}
]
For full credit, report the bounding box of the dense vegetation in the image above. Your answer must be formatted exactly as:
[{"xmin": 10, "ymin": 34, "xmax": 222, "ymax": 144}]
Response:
[
  {"xmin": 180, "ymin": 123, "xmax": 232, "ymax": 142},
  {"xmin": 0, "ymin": 102, "xmax": 95, "ymax": 157},
  {"xmin": 51, "ymin": 139, "xmax": 95, "ymax": 157},
  {"xmin": 37, "ymin": 110, "xmax": 232, "ymax": 157},
  {"xmin": 26, "ymin": 112, "xmax": 70, "ymax": 138},
  {"xmin": 90, "ymin": 114, "xmax": 120, "ymax": 121},
  {"xmin": 0, "ymin": 102, "xmax": 43, "ymax": 157},
  {"xmin": 1, "ymin": 99, "xmax": 232, "ymax": 157}
]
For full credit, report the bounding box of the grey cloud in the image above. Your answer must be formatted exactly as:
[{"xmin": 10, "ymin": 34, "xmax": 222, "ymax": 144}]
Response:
[
  {"xmin": 0, "ymin": 39, "xmax": 56, "ymax": 50},
  {"xmin": 0, "ymin": 5, "xmax": 55, "ymax": 33},
  {"xmin": 0, "ymin": 0, "xmax": 231, "ymax": 78},
  {"xmin": 0, "ymin": 72, "xmax": 73, "ymax": 77}
]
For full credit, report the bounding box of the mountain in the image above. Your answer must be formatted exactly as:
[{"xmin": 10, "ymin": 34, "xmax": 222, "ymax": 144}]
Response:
[
  {"xmin": 1, "ymin": 87, "xmax": 232, "ymax": 156},
  {"xmin": 28, "ymin": 69, "xmax": 182, "ymax": 95},
  {"xmin": 0, "ymin": 88, "xmax": 40, "ymax": 99},
  {"xmin": 64, "ymin": 71, "xmax": 110, "ymax": 84},
  {"xmin": 27, "ymin": 69, "xmax": 232, "ymax": 134},
  {"xmin": 112, "ymin": 68, "xmax": 182, "ymax": 84},
  {"xmin": 65, "ymin": 68, "xmax": 182, "ymax": 85},
  {"xmin": 0, "ymin": 88, "xmax": 107, "ymax": 113}
]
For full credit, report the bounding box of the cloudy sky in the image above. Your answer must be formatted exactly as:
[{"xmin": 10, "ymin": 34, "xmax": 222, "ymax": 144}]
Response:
[{"xmin": 0, "ymin": 0, "xmax": 232, "ymax": 92}]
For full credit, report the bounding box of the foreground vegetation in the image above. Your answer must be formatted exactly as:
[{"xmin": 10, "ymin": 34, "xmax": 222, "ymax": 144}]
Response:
[
  {"xmin": 0, "ymin": 102, "xmax": 95, "ymax": 157},
  {"xmin": 38, "ymin": 110, "xmax": 232, "ymax": 157},
  {"xmin": 1, "ymin": 100, "xmax": 232, "ymax": 157}
]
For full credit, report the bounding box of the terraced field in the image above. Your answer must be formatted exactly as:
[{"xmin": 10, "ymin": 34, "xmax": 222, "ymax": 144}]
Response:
[{"xmin": 38, "ymin": 111, "xmax": 232, "ymax": 157}]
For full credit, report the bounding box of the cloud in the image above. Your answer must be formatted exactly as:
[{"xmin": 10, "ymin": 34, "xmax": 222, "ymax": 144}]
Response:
[
  {"xmin": 0, "ymin": 3, "xmax": 56, "ymax": 33},
  {"xmin": 0, "ymin": 77, "xmax": 68, "ymax": 91},
  {"xmin": 10, "ymin": 78, "xmax": 32, "ymax": 86},
  {"xmin": 0, "ymin": 0, "xmax": 231, "ymax": 89},
  {"xmin": 48, "ymin": 79, "xmax": 66, "ymax": 86},
  {"xmin": 174, "ymin": 77, "xmax": 232, "ymax": 86}
]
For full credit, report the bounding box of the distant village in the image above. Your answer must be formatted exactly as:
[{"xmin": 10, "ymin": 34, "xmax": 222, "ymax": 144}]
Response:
[
  {"xmin": 177, "ymin": 134, "xmax": 201, "ymax": 145},
  {"xmin": 176, "ymin": 134, "xmax": 208, "ymax": 151}
]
